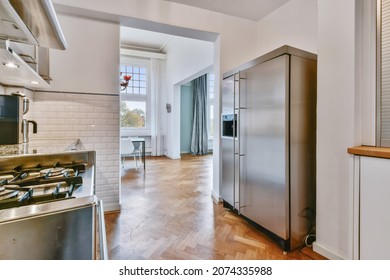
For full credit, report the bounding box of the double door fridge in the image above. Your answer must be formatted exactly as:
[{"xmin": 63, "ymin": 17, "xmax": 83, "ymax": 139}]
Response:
[{"xmin": 221, "ymin": 46, "xmax": 317, "ymax": 251}]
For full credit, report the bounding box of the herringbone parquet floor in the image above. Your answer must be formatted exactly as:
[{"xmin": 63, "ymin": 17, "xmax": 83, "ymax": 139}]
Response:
[{"xmin": 104, "ymin": 154, "xmax": 326, "ymax": 260}]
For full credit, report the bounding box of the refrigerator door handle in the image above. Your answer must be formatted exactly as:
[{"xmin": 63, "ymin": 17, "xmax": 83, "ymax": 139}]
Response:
[{"xmin": 234, "ymin": 108, "xmax": 240, "ymax": 211}]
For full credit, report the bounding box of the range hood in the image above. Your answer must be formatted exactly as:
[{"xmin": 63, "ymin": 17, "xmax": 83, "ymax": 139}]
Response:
[
  {"xmin": 0, "ymin": 39, "xmax": 50, "ymax": 89},
  {"xmin": 0, "ymin": 0, "xmax": 67, "ymax": 50}
]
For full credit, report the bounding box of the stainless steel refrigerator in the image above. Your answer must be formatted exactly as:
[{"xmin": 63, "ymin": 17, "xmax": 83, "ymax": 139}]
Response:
[{"xmin": 221, "ymin": 46, "xmax": 317, "ymax": 251}]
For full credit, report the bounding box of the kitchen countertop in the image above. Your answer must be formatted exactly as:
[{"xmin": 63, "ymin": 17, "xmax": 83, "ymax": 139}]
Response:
[
  {"xmin": 0, "ymin": 139, "xmax": 81, "ymax": 157},
  {"xmin": 348, "ymin": 145, "xmax": 390, "ymax": 159}
]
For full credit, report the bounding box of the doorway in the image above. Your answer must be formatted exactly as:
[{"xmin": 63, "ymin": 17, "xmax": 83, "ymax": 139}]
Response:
[{"xmin": 119, "ymin": 24, "xmax": 217, "ymax": 200}]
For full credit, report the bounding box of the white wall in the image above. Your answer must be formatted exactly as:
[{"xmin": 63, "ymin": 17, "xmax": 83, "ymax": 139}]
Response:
[
  {"xmin": 314, "ymin": 0, "xmax": 358, "ymax": 259},
  {"xmin": 166, "ymin": 38, "xmax": 214, "ymax": 87},
  {"xmin": 34, "ymin": 14, "xmax": 121, "ymax": 212},
  {"xmin": 257, "ymin": 0, "xmax": 365, "ymax": 259},
  {"xmin": 52, "ymin": 0, "xmax": 260, "ymax": 201},
  {"xmin": 49, "ymin": 14, "xmax": 119, "ymax": 94},
  {"xmin": 256, "ymin": 0, "xmax": 318, "ymax": 55},
  {"xmin": 53, "ymin": 0, "xmax": 258, "ymax": 73},
  {"xmin": 165, "ymin": 37, "xmax": 213, "ymax": 159},
  {"xmin": 255, "ymin": 0, "xmax": 360, "ymax": 259}
]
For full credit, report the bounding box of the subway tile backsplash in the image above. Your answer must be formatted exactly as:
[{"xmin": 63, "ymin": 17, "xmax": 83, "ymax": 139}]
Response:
[{"xmin": 31, "ymin": 91, "xmax": 120, "ymax": 212}]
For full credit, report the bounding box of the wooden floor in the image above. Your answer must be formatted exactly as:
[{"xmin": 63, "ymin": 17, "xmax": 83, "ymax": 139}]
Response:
[{"xmin": 105, "ymin": 154, "xmax": 326, "ymax": 260}]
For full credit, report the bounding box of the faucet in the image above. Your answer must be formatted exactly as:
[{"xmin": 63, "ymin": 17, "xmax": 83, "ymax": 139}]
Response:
[{"xmin": 22, "ymin": 120, "xmax": 38, "ymax": 143}]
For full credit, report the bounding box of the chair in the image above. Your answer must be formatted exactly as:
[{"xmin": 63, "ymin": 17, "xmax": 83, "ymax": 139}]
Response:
[
  {"xmin": 120, "ymin": 137, "xmax": 138, "ymax": 170},
  {"xmin": 132, "ymin": 139, "xmax": 143, "ymax": 165}
]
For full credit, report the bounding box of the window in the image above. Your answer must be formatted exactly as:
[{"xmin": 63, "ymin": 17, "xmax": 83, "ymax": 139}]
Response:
[
  {"xmin": 379, "ymin": 0, "xmax": 390, "ymax": 146},
  {"xmin": 120, "ymin": 101, "xmax": 145, "ymax": 128},
  {"xmin": 120, "ymin": 60, "xmax": 149, "ymax": 130},
  {"xmin": 120, "ymin": 65, "xmax": 147, "ymax": 95}
]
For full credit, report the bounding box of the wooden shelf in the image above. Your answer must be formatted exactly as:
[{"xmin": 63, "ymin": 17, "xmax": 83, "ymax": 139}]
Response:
[{"xmin": 347, "ymin": 146, "xmax": 390, "ymax": 159}]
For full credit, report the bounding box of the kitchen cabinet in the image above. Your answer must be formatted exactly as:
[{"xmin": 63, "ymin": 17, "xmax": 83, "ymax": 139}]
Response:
[
  {"xmin": 360, "ymin": 156, "xmax": 390, "ymax": 259},
  {"xmin": 348, "ymin": 146, "xmax": 390, "ymax": 259}
]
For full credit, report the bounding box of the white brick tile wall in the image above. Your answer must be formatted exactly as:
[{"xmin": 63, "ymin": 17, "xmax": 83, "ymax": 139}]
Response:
[{"xmin": 31, "ymin": 91, "xmax": 120, "ymax": 212}]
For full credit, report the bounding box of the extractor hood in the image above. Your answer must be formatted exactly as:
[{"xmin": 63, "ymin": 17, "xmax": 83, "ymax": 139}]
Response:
[
  {"xmin": 0, "ymin": 0, "xmax": 67, "ymax": 50},
  {"xmin": 0, "ymin": 39, "xmax": 50, "ymax": 89}
]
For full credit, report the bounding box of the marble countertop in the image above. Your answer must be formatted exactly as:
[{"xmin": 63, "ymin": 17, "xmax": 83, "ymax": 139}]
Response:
[{"xmin": 0, "ymin": 139, "xmax": 81, "ymax": 157}]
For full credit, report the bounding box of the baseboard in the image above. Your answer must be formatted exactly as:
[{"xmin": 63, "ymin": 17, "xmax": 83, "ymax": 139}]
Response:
[
  {"xmin": 103, "ymin": 202, "xmax": 121, "ymax": 213},
  {"xmin": 166, "ymin": 153, "xmax": 181, "ymax": 160},
  {"xmin": 313, "ymin": 241, "xmax": 345, "ymax": 260},
  {"xmin": 211, "ymin": 191, "xmax": 222, "ymax": 204}
]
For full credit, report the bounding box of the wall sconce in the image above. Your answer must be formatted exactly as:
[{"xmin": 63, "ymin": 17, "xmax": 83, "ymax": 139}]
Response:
[{"xmin": 166, "ymin": 103, "xmax": 171, "ymax": 113}]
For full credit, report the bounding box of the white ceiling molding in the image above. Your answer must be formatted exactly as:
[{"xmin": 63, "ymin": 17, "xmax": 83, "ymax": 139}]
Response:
[
  {"xmin": 120, "ymin": 26, "xmax": 174, "ymax": 54},
  {"xmin": 120, "ymin": 48, "xmax": 167, "ymax": 59}
]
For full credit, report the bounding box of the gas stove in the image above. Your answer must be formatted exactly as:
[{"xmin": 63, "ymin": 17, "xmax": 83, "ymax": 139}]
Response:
[
  {"xmin": 0, "ymin": 151, "xmax": 95, "ymax": 201},
  {"xmin": 0, "ymin": 150, "xmax": 107, "ymax": 260},
  {"xmin": 0, "ymin": 162, "xmax": 87, "ymax": 210}
]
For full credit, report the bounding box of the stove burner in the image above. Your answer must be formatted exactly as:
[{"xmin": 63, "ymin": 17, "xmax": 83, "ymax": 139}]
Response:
[
  {"xmin": 0, "ymin": 162, "xmax": 86, "ymax": 210},
  {"xmin": 0, "ymin": 188, "xmax": 19, "ymax": 201},
  {"xmin": 40, "ymin": 167, "xmax": 65, "ymax": 178}
]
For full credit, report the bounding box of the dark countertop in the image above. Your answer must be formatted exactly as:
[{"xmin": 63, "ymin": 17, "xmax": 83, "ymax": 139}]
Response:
[{"xmin": 0, "ymin": 139, "xmax": 81, "ymax": 157}]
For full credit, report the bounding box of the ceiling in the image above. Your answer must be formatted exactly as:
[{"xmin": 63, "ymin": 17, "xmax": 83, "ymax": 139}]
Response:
[
  {"xmin": 121, "ymin": 0, "xmax": 290, "ymax": 52},
  {"xmin": 120, "ymin": 27, "xmax": 173, "ymax": 53},
  {"xmin": 163, "ymin": 0, "xmax": 290, "ymax": 22}
]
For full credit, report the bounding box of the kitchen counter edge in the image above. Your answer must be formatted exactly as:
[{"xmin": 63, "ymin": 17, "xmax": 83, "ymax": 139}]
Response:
[{"xmin": 347, "ymin": 145, "xmax": 390, "ymax": 159}]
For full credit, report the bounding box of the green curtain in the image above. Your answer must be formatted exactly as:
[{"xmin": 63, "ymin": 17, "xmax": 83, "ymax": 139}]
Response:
[{"xmin": 190, "ymin": 74, "xmax": 209, "ymax": 155}]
